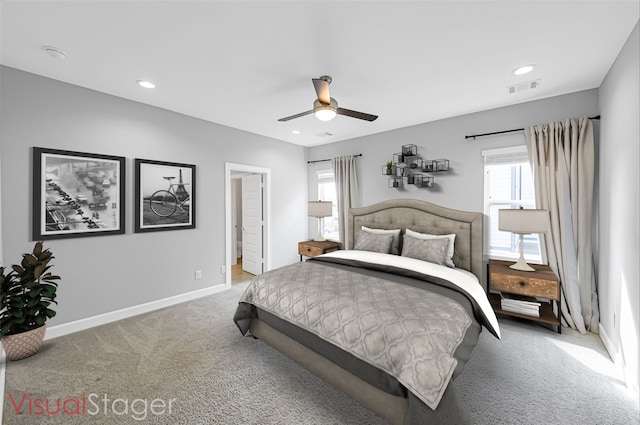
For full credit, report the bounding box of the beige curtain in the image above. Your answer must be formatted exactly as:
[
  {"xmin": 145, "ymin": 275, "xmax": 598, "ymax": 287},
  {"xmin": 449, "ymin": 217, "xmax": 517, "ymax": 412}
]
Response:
[
  {"xmin": 331, "ymin": 155, "xmax": 359, "ymax": 248},
  {"xmin": 526, "ymin": 117, "xmax": 599, "ymax": 334}
]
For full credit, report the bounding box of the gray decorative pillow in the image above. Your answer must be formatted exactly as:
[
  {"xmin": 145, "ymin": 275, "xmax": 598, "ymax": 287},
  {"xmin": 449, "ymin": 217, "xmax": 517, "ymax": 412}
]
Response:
[
  {"xmin": 354, "ymin": 231, "xmax": 394, "ymax": 254},
  {"xmin": 401, "ymin": 234, "xmax": 450, "ymax": 266},
  {"xmin": 361, "ymin": 226, "xmax": 402, "ymax": 255},
  {"xmin": 405, "ymin": 229, "xmax": 456, "ymax": 268}
]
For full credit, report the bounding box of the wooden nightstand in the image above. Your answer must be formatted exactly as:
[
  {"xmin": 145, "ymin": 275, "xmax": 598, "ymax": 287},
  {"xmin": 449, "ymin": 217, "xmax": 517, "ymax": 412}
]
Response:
[
  {"xmin": 298, "ymin": 240, "xmax": 342, "ymax": 261},
  {"xmin": 488, "ymin": 259, "xmax": 561, "ymax": 333}
]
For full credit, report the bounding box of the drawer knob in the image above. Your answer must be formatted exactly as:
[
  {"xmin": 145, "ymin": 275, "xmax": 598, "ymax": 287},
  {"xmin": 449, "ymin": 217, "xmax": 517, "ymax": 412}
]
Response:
[{"xmin": 519, "ymin": 281, "xmax": 526, "ymax": 287}]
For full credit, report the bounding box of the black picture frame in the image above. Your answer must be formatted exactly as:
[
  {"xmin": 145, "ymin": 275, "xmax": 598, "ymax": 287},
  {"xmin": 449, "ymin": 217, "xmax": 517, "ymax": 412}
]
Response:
[
  {"xmin": 134, "ymin": 159, "xmax": 196, "ymax": 233},
  {"xmin": 32, "ymin": 147, "xmax": 126, "ymax": 240}
]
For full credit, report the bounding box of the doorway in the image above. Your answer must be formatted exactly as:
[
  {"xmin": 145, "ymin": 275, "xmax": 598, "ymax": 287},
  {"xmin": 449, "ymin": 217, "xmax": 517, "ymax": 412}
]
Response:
[{"xmin": 225, "ymin": 163, "xmax": 270, "ymax": 288}]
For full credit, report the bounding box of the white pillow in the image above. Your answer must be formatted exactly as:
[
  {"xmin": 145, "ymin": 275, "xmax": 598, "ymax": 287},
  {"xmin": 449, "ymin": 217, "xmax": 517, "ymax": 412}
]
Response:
[
  {"xmin": 405, "ymin": 228, "xmax": 456, "ymax": 268},
  {"xmin": 361, "ymin": 226, "xmax": 401, "ymax": 255}
]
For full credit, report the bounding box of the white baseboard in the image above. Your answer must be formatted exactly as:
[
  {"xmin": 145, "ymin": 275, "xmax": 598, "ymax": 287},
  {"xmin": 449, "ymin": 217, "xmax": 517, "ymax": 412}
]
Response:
[
  {"xmin": 600, "ymin": 325, "xmax": 640, "ymax": 407},
  {"xmin": 599, "ymin": 324, "xmax": 618, "ymax": 362},
  {"xmin": 0, "ymin": 283, "xmax": 228, "ymax": 419},
  {"xmin": 44, "ymin": 283, "xmax": 228, "ymax": 340}
]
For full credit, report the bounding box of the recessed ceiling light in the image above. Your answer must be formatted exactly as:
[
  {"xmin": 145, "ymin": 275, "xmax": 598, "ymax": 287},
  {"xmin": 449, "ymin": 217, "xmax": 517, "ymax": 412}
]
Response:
[
  {"xmin": 136, "ymin": 80, "xmax": 155, "ymax": 89},
  {"xmin": 292, "ymin": 130, "xmax": 300, "ymax": 135},
  {"xmin": 512, "ymin": 64, "xmax": 536, "ymax": 75}
]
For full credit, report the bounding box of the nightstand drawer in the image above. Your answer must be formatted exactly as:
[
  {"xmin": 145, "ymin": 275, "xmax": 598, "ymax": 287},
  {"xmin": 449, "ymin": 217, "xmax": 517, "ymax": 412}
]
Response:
[
  {"xmin": 298, "ymin": 240, "xmax": 342, "ymax": 259},
  {"xmin": 299, "ymin": 243, "xmax": 325, "ymax": 257},
  {"xmin": 489, "ymin": 274, "xmax": 559, "ymax": 300}
]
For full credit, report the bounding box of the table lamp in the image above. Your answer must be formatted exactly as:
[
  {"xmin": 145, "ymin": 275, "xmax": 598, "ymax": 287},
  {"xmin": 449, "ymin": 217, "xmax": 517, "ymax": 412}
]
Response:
[
  {"xmin": 308, "ymin": 201, "xmax": 333, "ymax": 242},
  {"xmin": 498, "ymin": 207, "xmax": 549, "ymax": 271}
]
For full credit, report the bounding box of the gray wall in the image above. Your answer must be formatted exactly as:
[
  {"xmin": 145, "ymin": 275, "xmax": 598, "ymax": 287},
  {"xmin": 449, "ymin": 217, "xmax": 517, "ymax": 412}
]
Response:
[
  {"xmin": 0, "ymin": 66, "xmax": 308, "ymax": 326},
  {"xmin": 307, "ymin": 90, "xmax": 600, "ymax": 289},
  {"xmin": 308, "ymin": 89, "xmax": 599, "ymax": 214},
  {"xmin": 598, "ymin": 21, "xmax": 639, "ymax": 395}
]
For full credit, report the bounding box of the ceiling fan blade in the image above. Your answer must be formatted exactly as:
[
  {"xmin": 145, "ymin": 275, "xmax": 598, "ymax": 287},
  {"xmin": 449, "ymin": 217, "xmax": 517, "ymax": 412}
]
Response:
[
  {"xmin": 336, "ymin": 107, "xmax": 378, "ymax": 122},
  {"xmin": 277, "ymin": 110, "xmax": 313, "ymax": 122},
  {"xmin": 312, "ymin": 78, "xmax": 331, "ymax": 105}
]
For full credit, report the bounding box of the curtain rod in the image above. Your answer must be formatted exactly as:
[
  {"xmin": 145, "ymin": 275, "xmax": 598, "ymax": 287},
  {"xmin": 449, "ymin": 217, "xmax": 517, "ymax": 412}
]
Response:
[
  {"xmin": 465, "ymin": 115, "xmax": 601, "ymax": 140},
  {"xmin": 307, "ymin": 153, "xmax": 362, "ymax": 164}
]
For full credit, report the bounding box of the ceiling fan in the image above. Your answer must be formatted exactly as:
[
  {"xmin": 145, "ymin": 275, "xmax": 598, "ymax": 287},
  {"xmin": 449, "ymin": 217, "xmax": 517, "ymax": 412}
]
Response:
[{"xmin": 277, "ymin": 76, "xmax": 378, "ymax": 122}]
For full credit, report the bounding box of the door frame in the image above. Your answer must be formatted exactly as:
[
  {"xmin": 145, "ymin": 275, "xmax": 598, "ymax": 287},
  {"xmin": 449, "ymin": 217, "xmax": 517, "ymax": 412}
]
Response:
[{"xmin": 225, "ymin": 162, "xmax": 271, "ymax": 288}]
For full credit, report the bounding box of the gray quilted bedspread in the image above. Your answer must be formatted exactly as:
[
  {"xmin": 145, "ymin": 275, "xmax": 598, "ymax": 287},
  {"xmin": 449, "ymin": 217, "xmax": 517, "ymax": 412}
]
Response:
[{"xmin": 238, "ymin": 261, "xmax": 472, "ymax": 410}]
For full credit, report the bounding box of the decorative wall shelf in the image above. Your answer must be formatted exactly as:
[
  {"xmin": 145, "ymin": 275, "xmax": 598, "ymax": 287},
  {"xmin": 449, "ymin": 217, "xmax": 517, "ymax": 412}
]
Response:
[{"xmin": 382, "ymin": 144, "xmax": 448, "ymax": 189}]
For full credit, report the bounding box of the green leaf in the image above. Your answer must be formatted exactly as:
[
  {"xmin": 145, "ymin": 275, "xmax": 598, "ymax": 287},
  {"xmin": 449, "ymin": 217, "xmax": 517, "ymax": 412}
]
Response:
[
  {"xmin": 40, "ymin": 287, "xmax": 57, "ymax": 299},
  {"xmin": 28, "ymin": 287, "xmax": 43, "ymax": 297},
  {"xmin": 35, "ymin": 315, "xmax": 46, "ymax": 326},
  {"xmin": 9, "ymin": 299, "xmax": 25, "ymax": 308}
]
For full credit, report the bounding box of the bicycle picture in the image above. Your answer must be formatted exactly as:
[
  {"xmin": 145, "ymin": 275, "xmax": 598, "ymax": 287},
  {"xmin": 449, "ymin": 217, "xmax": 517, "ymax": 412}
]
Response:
[
  {"xmin": 149, "ymin": 174, "xmax": 190, "ymax": 217},
  {"xmin": 134, "ymin": 159, "xmax": 196, "ymax": 233}
]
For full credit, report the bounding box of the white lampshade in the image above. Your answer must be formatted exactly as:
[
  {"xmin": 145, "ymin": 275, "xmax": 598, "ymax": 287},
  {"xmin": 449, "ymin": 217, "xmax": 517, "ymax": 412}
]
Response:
[
  {"xmin": 308, "ymin": 201, "xmax": 332, "ymax": 242},
  {"xmin": 499, "ymin": 208, "xmax": 549, "ymax": 234},
  {"xmin": 308, "ymin": 201, "xmax": 332, "ymax": 218},
  {"xmin": 498, "ymin": 208, "xmax": 549, "ymax": 272}
]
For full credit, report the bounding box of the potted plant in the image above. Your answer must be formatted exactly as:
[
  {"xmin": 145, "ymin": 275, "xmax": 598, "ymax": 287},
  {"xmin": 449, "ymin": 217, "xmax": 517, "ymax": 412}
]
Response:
[
  {"xmin": 385, "ymin": 161, "xmax": 393, "ymax": 175},
  {"xmin": 0, "ymin": 241, "xmax": 60, "ymax": 361}
]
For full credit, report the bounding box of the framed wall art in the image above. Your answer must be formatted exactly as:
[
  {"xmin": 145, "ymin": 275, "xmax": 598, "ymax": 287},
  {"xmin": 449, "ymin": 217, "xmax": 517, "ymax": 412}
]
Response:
[
  {"xmin": 32, "ymin": 147, "xmax": 126, "ymax": 240},
  {"xmin": 134, "ymin": 159, "xmax": 196, "ymax": 233}
]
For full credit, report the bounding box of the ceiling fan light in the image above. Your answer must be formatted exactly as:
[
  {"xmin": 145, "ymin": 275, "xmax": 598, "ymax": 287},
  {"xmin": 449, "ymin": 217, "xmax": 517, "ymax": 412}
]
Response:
[{"xmin": 315, "ymin": 107, "xmax": 337, "ymax": 121}]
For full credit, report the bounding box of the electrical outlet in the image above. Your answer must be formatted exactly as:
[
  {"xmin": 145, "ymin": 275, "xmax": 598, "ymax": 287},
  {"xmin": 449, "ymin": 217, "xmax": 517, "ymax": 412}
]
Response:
[
  {"xmin": 194, "ymin": 270, "xmax": 202, "ymax": 280},
  {"xmin": 220, "ymin": 265, "xmax": 226, "ymax": 274}
]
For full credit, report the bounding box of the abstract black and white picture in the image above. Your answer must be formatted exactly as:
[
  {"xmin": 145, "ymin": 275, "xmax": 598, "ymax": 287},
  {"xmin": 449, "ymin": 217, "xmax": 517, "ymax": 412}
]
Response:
[
  {"xmin": 134, "ymin": 159, "xmax": 196, "ymax": 233},
  {"xmin": 32, "ymin": 147, "xmax": 126, "ymax": 240}
]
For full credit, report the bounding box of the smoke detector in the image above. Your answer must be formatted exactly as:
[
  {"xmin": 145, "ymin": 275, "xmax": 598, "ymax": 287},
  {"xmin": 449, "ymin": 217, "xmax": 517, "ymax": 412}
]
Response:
[
  {"xmin": 507, "ymin": 79, "xmax": 541, "ymax": 94},
  {"xmin": 43, "ymin": 46, "xmax": 67, "ymax": 60}
]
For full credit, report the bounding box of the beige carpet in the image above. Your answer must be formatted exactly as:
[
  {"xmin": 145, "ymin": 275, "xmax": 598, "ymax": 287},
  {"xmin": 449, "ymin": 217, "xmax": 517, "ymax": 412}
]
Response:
[
  {"xmin": 3, "ymin": 282, "xmax": 638, "ymax": 424},
  {"xmin": 3, "ymin": 282, "xmax": 386, "ymax": 424}
]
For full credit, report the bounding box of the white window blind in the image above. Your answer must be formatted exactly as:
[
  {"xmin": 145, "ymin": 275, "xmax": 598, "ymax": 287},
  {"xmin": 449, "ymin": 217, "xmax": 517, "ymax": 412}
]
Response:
[
  {"xmin": 316, "ymin": 169, "xmax": 339, "ymax": 241},
  {"xmin": 483, "ymin": 144, "xmax": 542, "ymax": 263},
  {"xmin": 482, "ymin": 145, "xmax": 530, "ymax": 165}
]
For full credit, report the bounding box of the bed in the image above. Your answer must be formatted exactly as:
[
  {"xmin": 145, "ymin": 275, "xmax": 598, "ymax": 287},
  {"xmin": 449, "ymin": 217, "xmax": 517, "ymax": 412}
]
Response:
[{"xmin": 234, "ymin": 199, "xmax": 500, "ymax": 424}]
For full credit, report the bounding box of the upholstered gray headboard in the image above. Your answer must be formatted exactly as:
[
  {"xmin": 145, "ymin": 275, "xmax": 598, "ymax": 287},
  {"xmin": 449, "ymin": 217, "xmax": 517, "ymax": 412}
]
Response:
[{"xmin": 348, "ymin": 199, "xmax": 484, "ymax": 287}]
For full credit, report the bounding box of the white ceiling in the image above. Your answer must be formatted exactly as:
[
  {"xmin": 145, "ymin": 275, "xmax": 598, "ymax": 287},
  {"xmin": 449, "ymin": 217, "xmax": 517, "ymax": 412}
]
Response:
[{"xmin": 1, "ymin": 1, "xmax": 638, "ymax": 147}]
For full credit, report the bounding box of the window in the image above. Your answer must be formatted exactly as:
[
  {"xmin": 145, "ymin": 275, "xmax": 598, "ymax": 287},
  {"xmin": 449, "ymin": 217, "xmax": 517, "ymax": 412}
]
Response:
[
  {"xmin": 317, "ymin": 170, "xmax": 340, "ymax": 241},
  {"xmin": 483, "ymin": 145, "xmax": 542, "ymax": 263}
]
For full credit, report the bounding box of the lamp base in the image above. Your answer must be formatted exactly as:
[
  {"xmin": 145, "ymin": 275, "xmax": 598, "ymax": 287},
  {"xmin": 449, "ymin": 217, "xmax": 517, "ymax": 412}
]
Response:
[
  {"xmin": 509, "ymin": 256, "xmax": 536, "ymax": 272},
  {"xmin": 312, "ymin": 217, "xmax": 326, "ymax": 242}
]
